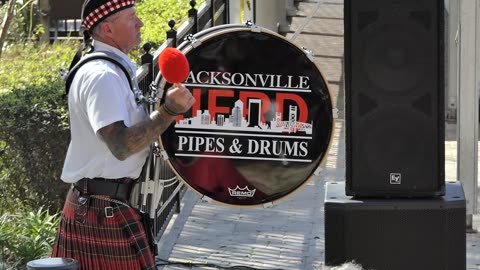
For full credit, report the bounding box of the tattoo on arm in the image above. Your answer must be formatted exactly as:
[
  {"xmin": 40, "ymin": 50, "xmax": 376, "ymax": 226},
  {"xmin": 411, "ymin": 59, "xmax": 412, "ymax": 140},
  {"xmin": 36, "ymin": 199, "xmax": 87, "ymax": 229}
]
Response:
[{"xmin": 98, "ymin": 109, "xmax": 176, "ymax": 160}]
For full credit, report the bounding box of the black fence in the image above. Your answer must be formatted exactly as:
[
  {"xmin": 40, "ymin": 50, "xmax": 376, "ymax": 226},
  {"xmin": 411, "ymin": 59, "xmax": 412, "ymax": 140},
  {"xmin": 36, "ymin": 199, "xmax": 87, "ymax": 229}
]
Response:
[{"xmin": 133, "ymin": 0, "xmax": 229, "ymax": 239}]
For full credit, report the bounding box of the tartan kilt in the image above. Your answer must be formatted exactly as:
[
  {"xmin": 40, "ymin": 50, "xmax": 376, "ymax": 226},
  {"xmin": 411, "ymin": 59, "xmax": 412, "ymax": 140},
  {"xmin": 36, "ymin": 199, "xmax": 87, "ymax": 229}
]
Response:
[{"xmin": 52, "ymin": 188, "xmax": 157, "ymax": 270}]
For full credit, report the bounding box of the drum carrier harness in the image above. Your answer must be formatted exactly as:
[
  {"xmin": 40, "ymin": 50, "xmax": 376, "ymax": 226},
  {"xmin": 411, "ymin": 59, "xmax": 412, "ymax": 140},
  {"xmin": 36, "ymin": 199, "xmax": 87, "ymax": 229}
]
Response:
[{"xmin": 63, "ymin": 41, "xmax": 146, "ymax": 104}]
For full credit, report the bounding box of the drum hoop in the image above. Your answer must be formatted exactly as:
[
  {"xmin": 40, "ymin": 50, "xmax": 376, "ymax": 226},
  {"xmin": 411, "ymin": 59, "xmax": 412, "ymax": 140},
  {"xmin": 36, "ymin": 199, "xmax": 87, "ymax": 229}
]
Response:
[{"xmin": 157, "ymin": 24, "xmax": 336, "ymax": 208}]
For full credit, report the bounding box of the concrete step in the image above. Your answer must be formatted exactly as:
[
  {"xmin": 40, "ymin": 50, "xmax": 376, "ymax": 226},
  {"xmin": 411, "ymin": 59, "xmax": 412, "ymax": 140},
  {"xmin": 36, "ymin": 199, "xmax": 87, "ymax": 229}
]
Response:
[
  {"xmin": 288, "ymin": 16, "xmax": 344, "ymax": 36},
  {"xmin": 287, "ymin": 34, "xmax": 343, "ymax": 58},
  {"xmin": 283, "ymin": 0, "xmax": 345, "ymax": 117},
  {"xmin": 295, "ymin": 1, "xmax": 344, "ymax": 19}
]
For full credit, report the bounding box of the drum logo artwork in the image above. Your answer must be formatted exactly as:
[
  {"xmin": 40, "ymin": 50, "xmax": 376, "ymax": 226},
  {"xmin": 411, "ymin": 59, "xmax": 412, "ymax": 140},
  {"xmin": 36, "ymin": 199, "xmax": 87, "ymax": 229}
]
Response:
[
  {"xmin": 159, "ymin": 26, "xmax": 333, "ymax": 206},
  {"xmin": 175, "ymin": 71, "xmax": 313, "ymax": 162},
  {"xmin": 228, "ymin": 186, "xmax": 256, "ymax": 197}
]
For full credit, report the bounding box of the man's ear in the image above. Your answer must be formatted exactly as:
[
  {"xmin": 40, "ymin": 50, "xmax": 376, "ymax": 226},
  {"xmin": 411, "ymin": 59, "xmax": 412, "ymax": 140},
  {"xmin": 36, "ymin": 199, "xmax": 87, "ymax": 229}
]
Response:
[{"xmin": 101, "ymin": 22, "xmax": 115, "ymax": 37}]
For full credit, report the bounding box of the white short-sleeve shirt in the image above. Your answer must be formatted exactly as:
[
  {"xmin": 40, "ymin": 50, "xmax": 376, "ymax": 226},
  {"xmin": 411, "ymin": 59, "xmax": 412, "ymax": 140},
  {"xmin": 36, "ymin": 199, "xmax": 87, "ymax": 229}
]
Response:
[{"xmin": 61, "ymin": 40, "xmax": 149, "ymax": 183}]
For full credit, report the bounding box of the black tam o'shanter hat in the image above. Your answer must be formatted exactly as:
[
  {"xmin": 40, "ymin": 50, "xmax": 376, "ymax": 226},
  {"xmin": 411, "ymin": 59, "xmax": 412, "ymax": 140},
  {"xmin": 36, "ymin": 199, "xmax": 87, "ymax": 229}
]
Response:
[{"xmin": 81, "ymin": 0, "xmax": 136, "ymax": 31}]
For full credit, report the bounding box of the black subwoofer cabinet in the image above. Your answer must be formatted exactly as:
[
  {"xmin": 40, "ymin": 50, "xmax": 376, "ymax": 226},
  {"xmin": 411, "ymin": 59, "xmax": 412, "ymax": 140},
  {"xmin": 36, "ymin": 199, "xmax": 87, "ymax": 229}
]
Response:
[{"xmin": 324, "ymin": 181, "xmax": 466, "ymax": 270}]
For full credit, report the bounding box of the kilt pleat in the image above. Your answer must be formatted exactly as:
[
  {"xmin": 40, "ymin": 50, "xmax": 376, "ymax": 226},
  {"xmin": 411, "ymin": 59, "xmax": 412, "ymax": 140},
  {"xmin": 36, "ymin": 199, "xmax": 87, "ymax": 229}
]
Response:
[{"xmin": 52, "ymin": 188, "xmax": 157, "ymax": 270}]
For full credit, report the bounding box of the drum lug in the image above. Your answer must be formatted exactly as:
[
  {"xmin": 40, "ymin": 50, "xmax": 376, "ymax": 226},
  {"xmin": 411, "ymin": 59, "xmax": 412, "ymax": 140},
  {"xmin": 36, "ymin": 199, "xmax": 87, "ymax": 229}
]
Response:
[
  {"xmin": 332, "ymin": 108, "xmax": 339, "ymax": 119},
  {"xmin": 200, "ymin": 195, "xmax": 213, "ymax": 203},
  {"xmin": 251, "ymin": 26, "xmax": 261, "ymax": 33},
  {"xmin": 262, "ymin": 202, "xmax": 273, "ymax": 208},
  {"xmin": 245, "ymin": 20, "xmax": 261, "ymax": 33},
  {"xmin": 302, "ymin": 47, "xmax": 315, "ymax": 62},
  {"xmin": 245, "ymin": 20, "xmax": 255, "ymax": 27},
  {"xmin": 152, "ymin": 143, "xmax": 164, "ymax": 158},
  {"xmin": 185, "ymin": 34, "xmax": 201, "ymax": 48}
]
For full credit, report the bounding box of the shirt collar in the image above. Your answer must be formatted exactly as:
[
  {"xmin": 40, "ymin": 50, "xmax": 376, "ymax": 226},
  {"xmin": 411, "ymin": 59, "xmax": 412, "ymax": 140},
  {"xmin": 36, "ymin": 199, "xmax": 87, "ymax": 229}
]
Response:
[{"xmin": 92, "ymin": 40, "xmax": 137, "ymax": 72}]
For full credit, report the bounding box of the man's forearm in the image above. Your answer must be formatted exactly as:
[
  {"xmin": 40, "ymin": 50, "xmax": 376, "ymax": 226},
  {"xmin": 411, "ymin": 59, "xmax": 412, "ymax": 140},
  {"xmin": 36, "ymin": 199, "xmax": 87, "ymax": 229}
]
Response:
[{"xmin": 98, "ymin": 106, "xmax": 177, "ymax": 160}]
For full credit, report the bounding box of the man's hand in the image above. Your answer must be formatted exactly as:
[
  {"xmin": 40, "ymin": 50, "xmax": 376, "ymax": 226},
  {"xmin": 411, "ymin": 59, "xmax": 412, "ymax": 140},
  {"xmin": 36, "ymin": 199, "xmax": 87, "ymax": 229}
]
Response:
[{"xmin": 162, "ymin": 84, "xmax": 195, "ymax": 116}]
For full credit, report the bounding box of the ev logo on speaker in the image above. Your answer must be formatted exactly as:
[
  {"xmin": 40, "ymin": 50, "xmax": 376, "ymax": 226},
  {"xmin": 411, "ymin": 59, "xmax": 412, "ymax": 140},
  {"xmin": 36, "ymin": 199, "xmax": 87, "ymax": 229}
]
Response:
[{"xmin": 390, "ymin": 173, "xmax": 401, "ymax": 185}]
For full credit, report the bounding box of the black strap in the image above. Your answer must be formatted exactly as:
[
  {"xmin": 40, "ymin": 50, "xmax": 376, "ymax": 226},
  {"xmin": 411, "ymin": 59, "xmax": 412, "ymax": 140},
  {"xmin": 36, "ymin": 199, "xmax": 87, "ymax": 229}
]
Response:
[
  {"xmin": 68, "ymin": 31, "xmax": 93, "ymax": 72},
  {"xmin": 64, "ymin": 31, "xmax": 94, "ymax": 93},
  {"xmin": 65, "ymin": 53, "xmax": 134, "ymax": 96},
  {"xmin": 73, "ymin": 178, "xmax": 133, "ymax": 201}
]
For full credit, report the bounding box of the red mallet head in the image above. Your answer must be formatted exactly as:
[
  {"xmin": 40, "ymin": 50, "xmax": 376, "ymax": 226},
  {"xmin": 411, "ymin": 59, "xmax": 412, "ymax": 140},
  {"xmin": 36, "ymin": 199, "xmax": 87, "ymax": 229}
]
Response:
[{"xmin": 158, "ymin": 47, "xmax": 190, "ymax": 84}]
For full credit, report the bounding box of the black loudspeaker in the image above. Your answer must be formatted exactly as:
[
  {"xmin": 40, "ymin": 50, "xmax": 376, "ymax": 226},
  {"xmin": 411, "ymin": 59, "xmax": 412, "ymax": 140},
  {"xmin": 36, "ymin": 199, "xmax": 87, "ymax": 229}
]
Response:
[
  {"xmin": 345, "ymin": 0, "xmax": 445, "ymax": 196},
  {"xmin": 324, "ymin": 181, "xmax": 466, "ymax": 270}
]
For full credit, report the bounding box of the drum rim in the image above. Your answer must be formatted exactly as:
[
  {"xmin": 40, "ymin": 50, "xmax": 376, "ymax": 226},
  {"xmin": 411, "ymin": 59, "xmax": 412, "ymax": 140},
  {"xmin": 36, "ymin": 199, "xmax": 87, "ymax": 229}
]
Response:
[{"xmin": 157, "ymin": 24, "xmax": 336, "ymax": 208}]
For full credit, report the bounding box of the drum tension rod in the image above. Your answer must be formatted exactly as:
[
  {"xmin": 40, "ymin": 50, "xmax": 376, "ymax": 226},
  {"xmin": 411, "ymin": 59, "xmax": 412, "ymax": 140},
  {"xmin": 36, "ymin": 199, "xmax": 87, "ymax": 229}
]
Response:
[{"xmin": 152, "ymin": 143, "xmax": 163, "ymax": 158}]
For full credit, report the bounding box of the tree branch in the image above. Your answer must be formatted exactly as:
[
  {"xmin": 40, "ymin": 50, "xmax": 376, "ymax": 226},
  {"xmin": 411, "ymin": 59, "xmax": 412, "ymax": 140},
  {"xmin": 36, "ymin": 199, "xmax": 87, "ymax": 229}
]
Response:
[{"xmin": 0, "ymin": 0, "xmax": 17, "ymax": 60}]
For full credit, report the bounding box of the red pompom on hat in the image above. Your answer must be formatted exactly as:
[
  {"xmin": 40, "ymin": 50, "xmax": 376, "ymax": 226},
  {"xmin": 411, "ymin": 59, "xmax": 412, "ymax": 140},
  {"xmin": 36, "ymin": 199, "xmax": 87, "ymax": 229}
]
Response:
[
  {"xmin": 81, "ymin": 0, "xmax": 136, "ymax": 31},
  {"xmin": 158, "ymin": 48, "xmax": 190, "ymax": 84}
]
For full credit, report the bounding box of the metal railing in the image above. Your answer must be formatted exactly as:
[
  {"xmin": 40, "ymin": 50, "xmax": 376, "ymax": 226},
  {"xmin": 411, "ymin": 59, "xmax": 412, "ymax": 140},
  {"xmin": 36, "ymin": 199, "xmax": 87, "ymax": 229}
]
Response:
[
  {"xmin": 132, "ymin": 0, "xmax": 229, "ymax": 239},
  {"xmin": 44, "ymin": 0, "xmax": 84, "ymax": 41},
  {"xmin": 49, "ymin": 19, "xmax": 82, "ymax": 40}
]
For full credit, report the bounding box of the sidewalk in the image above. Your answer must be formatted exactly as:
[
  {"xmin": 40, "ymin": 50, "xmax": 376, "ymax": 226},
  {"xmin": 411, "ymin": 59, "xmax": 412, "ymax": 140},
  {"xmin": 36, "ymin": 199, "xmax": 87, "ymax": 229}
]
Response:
[{"xmin": 156, "ymin": 1, "xmax": 480, "ymax": 269}]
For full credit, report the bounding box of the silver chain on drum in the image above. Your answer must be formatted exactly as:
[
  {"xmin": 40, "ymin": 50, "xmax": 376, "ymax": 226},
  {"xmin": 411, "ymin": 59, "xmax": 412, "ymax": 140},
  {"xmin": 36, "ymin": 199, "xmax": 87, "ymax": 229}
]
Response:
[{"xmin": 135, "ymin": 82, "xmax": 159, "ymax": 106}]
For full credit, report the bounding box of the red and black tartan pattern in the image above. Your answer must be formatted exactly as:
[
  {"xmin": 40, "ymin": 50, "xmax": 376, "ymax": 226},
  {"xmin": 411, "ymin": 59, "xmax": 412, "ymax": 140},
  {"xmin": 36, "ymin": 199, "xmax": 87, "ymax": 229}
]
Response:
[
  {"xmin": 82, "ymin": 0, "xmax": 135, "ymax": 30},
  {"xmin": 52, "ymin": 188, "xmax": 157, "ymax": 270}
]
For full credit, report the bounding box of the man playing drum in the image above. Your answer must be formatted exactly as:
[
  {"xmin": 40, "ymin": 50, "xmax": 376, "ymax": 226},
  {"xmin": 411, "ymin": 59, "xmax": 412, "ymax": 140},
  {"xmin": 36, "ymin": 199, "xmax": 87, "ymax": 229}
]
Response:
[{"xmin": 51, "ymin": 0, "xmax": 194, "ymax": 269}]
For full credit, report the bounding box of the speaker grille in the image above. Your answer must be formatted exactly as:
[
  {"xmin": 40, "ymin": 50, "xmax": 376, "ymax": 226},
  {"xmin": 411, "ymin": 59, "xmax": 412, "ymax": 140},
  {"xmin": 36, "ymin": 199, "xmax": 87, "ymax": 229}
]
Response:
[
  {"xmin": 355, "ymin": 109, "xmax": 436, "ymax": 191},
  {"xmin": 345, "ymin": 0, "xmax": 445, "ymax": 196},
  {"xmin": 361, "ymin": 23, "xmax": 430, "ymax": 93}
]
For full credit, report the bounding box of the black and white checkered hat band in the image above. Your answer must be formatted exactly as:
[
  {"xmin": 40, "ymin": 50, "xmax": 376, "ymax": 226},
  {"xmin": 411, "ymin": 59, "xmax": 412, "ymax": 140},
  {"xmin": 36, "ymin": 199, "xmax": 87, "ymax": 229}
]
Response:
[{"xmin": 82, "ymin": 0, "xmax": 135, "ymax": 30}]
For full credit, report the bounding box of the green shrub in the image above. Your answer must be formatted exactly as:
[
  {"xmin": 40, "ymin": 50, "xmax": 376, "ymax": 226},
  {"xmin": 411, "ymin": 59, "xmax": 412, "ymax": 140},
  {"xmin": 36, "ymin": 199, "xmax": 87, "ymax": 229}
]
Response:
[
  {"xmin": 0, "ymin": 83, "xmax": 71, "ymax": 213},
  {"xmin": 0, "ymin": 41, "xmax": 77, "ymax": 93},
  {"xmin": 0, "ymin": 208, "xmax": 60, "ymax": 269},
  {"xmin": 137, "ymin": 0, "xmax": 206, "ymax": 48},
  {"xmin": 0, "ymin": 42, "xmax": 76, "ymax": 213}
]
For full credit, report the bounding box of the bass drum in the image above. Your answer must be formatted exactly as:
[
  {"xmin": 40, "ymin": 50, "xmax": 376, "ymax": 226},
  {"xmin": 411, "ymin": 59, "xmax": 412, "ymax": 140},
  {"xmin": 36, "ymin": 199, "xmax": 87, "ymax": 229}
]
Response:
[{"xmin": 158, "ymin": 23, "xmax": 334, "ymax": 207}]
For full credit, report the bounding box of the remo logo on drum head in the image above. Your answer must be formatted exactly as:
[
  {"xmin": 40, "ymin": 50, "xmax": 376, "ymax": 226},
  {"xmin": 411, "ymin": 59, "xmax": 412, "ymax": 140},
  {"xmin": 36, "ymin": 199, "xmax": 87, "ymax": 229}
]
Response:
[{"xmin": 158, "ymin": 23, "xmax": 334, "ymax": 207}]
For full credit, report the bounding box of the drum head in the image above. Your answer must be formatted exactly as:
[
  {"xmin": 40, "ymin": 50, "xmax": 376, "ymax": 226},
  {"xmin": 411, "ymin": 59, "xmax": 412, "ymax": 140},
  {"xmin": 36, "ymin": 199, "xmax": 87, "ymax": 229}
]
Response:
[{"xmin": 159, "ymin": 24, "xmax": 333, "ymax": 207}]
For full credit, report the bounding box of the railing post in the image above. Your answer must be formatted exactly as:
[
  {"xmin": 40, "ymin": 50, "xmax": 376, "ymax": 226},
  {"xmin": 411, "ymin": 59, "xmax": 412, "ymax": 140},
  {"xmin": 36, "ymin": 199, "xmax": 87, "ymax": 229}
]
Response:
[
  {"xmin": 188, "ymin": 0, "xmax": 199, "ymax": 34},
  {"xmin": 166, "ymin": 19, "xmax": 177, "ymax": 47},
  {"xmin": 140, "ymin": 42, "xmax": 154, "ymax": 85},
  {"xmin": 210, "ymin": 0, "xmax": 216, "ymax": 26},
  {"xmin": 225, "ymin": 0, "xmax": 230, "ymax": 24},
  {"xmin": 175, "ymin": 189, "xmax": 181, "ymax": 213}
]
